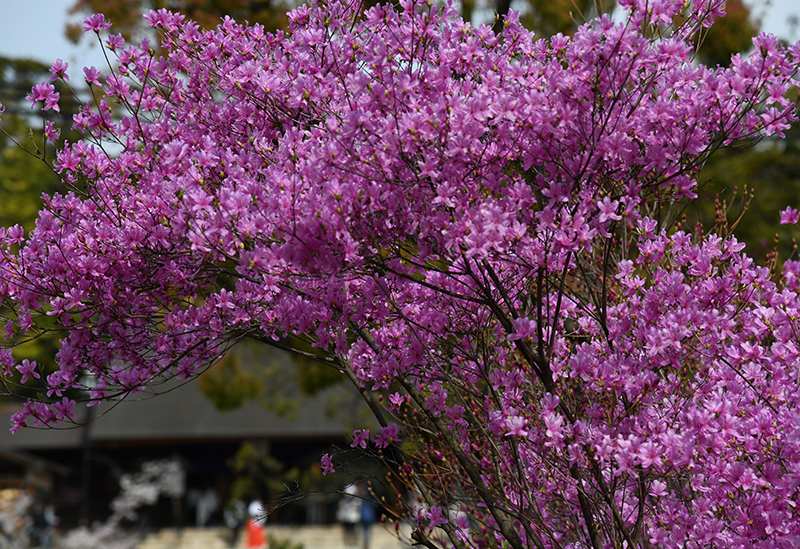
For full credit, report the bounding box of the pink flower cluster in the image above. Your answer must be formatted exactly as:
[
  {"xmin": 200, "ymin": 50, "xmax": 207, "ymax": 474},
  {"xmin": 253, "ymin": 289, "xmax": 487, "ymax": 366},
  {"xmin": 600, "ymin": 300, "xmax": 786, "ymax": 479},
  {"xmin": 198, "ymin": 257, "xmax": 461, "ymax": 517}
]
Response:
[{"xmin": 2, "ymin": 0, "xmax": 800, "ymax": 546}]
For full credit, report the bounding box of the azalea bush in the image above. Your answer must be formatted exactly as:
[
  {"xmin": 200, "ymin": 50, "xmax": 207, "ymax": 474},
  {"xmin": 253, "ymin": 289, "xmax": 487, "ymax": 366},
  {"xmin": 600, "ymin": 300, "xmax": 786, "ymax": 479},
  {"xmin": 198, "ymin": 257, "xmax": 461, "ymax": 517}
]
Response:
[{"xmin": 1, "ymin": 0, "xmax": 800, "ymax": 547}]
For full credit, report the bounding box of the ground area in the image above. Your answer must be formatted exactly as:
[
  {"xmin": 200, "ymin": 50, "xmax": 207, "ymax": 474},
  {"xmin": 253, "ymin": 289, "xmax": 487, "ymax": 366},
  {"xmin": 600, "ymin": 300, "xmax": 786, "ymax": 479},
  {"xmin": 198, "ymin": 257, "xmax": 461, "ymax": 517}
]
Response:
[{"xmin": 135, "ymin": 524, "xmax": 414, "ymax": 549}]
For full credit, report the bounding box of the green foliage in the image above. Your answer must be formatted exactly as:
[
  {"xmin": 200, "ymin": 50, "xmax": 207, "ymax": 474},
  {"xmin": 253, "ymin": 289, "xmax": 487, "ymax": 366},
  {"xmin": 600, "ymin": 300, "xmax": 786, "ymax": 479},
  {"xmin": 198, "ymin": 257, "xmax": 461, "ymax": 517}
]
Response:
[
  {"xmin": 196, "ymin": 338, "xmax": 348, "ymax": 415},
  {"xmin": 519, "ymin": 0, "xmax": 615, "ymax": 37},
  {"xmin": 68, "ymin": 0, "xmax": 614, "ymax": 44},
  {"xmin": 0, "ymin": 58, "xmax": 59, "ymax": 105},
  {"xmin": 67, "ymin": 0, "xmax": 291, "ymax": 44},
  {"xmin": 289, "ymin": 336, "xmax": 347, "ymax": 396},
  {"xmin": 0, "ymin": 57, "xmax": 65, "ymax": 231},
  {"xmin": 0, "ymin": 117, "xmax": 60, "ymax": 231},
  {"xmin": 196, "ymin": 350, "xmax": 264, "ymax": 412},
  {"xmin": 67, "ymin": 0, "xmax": 759, "ymax": 58},
  {"xmin": 693, "ymin": 121, "xmax": 800, "ymax": 263},
  {"xmin": 228, "ymin": 441, "xmax": 298, "ymax": 502},
  {"xmin": 696, "ymin": 0, "xmax": 760, "ymax": 67},
  {"xmin": 227, "ymin": 440, "xmax": 343, "ymax": 516}
]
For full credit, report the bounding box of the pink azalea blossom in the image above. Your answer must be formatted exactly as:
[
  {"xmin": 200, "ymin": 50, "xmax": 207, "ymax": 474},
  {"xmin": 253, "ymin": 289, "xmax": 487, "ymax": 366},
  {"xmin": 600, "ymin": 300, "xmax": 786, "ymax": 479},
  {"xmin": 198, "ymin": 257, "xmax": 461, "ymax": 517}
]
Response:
[
  {"xmin": 320, "ymin": 453, "xmax": 335, "ymax": 476},
  {"xmin": 48, "ymin": 59, "xmax": 69, "ymax": 81},
  {"xmin": 350, "ymin": 429, "xmax": 369, "ymax": 449},
  {"xmin": 25, "ymin": 83, "xmax": 59, "ymax": 112},
  {"xmin": 15, "ymin": 359, "xmax": 39, "ymax": 384},
  {"xmin": 427, "ymin": 505, "xmax": 449, "ymax": 529},
  {"xmin": 780, "ymin": 206, "xmax": 800, "ymax": 225},
  {"xmin": 82, "ymin": 13, "xmax": 112, "ymax": 32},
  {"xmin": 83, "ymin": 66, "xmax": 102, "ymax": 86}
]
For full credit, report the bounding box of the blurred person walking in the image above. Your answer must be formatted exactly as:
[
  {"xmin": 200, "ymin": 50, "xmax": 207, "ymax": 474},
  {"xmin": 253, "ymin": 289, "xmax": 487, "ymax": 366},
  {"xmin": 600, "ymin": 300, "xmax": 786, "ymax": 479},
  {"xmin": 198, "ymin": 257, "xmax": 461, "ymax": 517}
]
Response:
[
  {"xmin": 337, "ymin": 484, "xmax": 360, "ymax": 546},
  {"xmin": 358, "ymin": 483, "xmax": 379, "ymax": 549},
  {"xmin": 224, "ymin": 499, "xmax": 247, "ymax": 548},
  {"xmin": 245, "ymin": 498, "xmax": 268, "ymax": 549}
]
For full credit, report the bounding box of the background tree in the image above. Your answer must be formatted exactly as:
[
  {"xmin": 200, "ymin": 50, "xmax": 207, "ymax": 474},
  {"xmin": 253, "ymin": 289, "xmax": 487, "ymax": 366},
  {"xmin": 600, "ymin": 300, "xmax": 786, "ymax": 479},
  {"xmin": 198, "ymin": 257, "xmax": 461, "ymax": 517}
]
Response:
[
  {"xmin": 197, "ymin": 338, "xmax": 358, "ymax": 415},
  {"xmin": 694, "ymin": 0, "xmax": 760, "ymax": 67},
  {"xmin": 66, "ymin": 0, "xmax": 620, "ymax": 41},
  {"xmin": 66, "ymin": 0, "xmax": 762, "ymax": 49},
  {"xmin": 692, "ymin": 123, "xmax": 800, "ymax": 262},
  {"xmin": 0, "ymin": 57, "xmax": 82, "ymax": 231},
  {"xmin": 2, "ymin": 1, "xmax": 800, "ymax": 548},
  {"xmin": 66, "ymin": 0, "xmax": 291, "ymax": 42},
  {"xmin": 510, "ymin": 0, "xmax": 614, "ymax": 36}
]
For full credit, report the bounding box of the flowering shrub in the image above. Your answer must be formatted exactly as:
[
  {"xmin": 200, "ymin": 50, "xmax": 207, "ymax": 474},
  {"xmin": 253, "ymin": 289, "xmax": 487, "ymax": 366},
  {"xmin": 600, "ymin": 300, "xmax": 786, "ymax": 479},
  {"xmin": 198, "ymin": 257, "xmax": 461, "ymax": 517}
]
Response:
[{"xmin": 2, "ymin": 0, "xmax": 800, "ymax": 547}]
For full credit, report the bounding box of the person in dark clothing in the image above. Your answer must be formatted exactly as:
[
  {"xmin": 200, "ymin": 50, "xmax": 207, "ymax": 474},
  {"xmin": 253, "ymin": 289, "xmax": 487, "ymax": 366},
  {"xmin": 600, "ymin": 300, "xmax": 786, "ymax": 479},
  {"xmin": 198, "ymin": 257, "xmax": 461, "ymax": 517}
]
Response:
[{"xmin": 358, "ymin": 483, "xmax": 379, "ymax": 549}]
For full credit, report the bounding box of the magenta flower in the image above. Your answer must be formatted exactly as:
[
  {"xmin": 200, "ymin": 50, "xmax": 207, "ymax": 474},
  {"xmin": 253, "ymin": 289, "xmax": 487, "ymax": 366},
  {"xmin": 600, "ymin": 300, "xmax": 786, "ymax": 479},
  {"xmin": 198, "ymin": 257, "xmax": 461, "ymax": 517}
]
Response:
[
  {"xmin": 105, "ymin": 34, "xmax": 125, "ymax": 50},
  {"xmin": 25, "ymin": 83, "xmax": 60, "ymax": 112},
  {"xmin": 52, "ymin": 397, "xmax": 76, "ymax": 422},
  {"xmin": 505, "ymin": 415, "xmax": 528, "ymax": 437},
  {"xmin": 44, "ymin": 121, "xmax": 60, "ymax": 144},
  {"xmin": 543, "ymin": 413, "xmax": 565, "ymax": 445},
  {"xmin": 350, "ymin": 429, "xmax": 369, "ymax": 449},
  {"xmin": 780, "ymin": 206, "xmax": 800, "ymax": 225},
  {"xmin": 15, "ymin": 359, "xmax": 39, "ymax": 384},
  {"xmin": 374, "ymin": 424, "xmax": 399, "ymax": 448},
  {"xmin": 320, "ymin": 453, "xmax": 335, "ymax": 476},
  {"xmin": 508, "ymin": 317, "xmax": 536, "ymax": 341},
  {"xmin": 82, "ymin": 13, "xmax": 112, "ymax": 32},
  {"xmin": 428, "ymin": 506, "xmax": 449, "ymax": 529},
  {"xmin": 387, "ymin": 392, "xmax": 404, "ymax": 410},
  {"xmin": 638, "ymin": 440, "xmax": 662, "ymax": 469},
  {"xmin": 143, "ymin": 9, "xmax": 186, "ymax": 31},
  {"xmin": 48, "ymin": 59, "xmax": 69, "ymax": 81},
  {"xmin": 83, "ymin": 66, "xmax": 101, "ymax": 86},
  {"xmin": 597, "ymin": 196, "xmax": 621, "ymax": 223}
]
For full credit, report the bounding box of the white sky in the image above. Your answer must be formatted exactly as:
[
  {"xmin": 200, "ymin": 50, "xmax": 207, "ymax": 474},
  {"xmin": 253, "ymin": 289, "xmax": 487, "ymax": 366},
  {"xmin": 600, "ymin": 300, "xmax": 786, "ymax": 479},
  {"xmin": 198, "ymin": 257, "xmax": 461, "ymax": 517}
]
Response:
[
  {"xmin": 0, "ymin": 0, "xmax": 797, "ymax": 77},
  {"xmin": 0, "ymin": 0, "xmax": 108, "ymax": 79}
]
